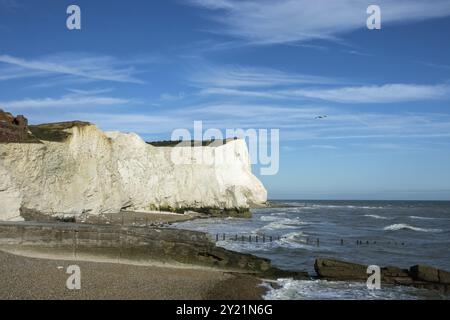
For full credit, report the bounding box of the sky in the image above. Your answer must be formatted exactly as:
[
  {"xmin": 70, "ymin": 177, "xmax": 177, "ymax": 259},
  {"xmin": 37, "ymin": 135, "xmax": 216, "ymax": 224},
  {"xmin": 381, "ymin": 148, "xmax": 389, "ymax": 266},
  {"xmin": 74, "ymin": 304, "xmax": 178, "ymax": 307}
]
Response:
[{"xmin": 1, "ymin": 0, "xmax": 450, "ymax": 200}]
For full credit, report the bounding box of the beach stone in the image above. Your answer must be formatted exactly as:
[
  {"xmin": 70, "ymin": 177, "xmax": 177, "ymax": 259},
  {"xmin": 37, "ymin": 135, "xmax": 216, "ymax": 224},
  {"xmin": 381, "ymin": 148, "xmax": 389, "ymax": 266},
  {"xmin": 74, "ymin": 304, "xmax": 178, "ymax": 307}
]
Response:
[
  {"xmin": 410, "ymin": 265, "xmax": 440, "ymax": 283},
  {"xmin": 438, "ymin": 269, "xmax": 450, "ymax": 284},
  {"xmin": 382, "ymin": 266, "xmax": 410, "ymax": 278},
  {"xmin": 314, "ymin": 258, "xmax": 450, "ymax": 293},
  {"xmin": 314, "ymin": 258, "xmax": 367, "ymax": 280},
  {"xmin": 262, "ymin": 267, "xmax": 310, "ymax": 280}
]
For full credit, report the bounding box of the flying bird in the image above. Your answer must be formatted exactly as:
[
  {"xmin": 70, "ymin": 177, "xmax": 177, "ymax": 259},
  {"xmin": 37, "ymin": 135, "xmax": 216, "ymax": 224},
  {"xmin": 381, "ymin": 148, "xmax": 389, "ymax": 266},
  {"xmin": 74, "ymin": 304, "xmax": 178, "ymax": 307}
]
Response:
[{"xmin": 315, "ymin": 115, "xmax": 328, "ymax": 119}]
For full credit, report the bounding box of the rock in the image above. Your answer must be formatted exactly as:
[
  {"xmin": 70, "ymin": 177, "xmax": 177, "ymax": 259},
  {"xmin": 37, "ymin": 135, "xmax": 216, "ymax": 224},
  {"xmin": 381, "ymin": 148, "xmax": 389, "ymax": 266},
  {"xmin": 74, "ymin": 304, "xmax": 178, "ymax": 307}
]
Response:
[
  {"xmin": 0, "ymin": 109, "xmax": 30, "ymax": 143},
  {"xmin": 0, "ymin": 109, "xmax": 15, "ymax": 123},
  {"xmin": 410, "ymin": 265, "xmax": 440, "ymax": 283},
  {"xmin": 0, "ymin": 111, "xmax": 267, "ymax": 220},
  {"xmin": 315, "ymin": 258, "xmax": 450, "ymax": 293},
  {"xmin": 438, "ymin": 269, "xmax": 450, "ymax": 284},
  {"xmin": 0, "ymin": 223, "xmax": 275, "ymax": 273},
  {"xmin": 14, "ymin": 115, "xmax": 28, "ymax": 128},
  {"xmin": 314, "ymin": 258, "xmax": 368, "ymax": 280},
  {"xmin": 261, "ymin": 267, "xmax": 310, "ymax": 280},
  {"xmin": 410, "ymin": 265, "xmax": 450, "ymax": 285}
]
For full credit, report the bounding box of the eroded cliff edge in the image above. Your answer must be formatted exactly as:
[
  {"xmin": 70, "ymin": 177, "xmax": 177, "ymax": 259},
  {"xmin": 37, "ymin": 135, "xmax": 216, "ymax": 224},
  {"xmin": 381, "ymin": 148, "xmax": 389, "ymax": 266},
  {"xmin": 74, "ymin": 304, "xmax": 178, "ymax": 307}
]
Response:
[{"xmin": 0, "ymin": 110, "xmax": 267, "ymax": 221}]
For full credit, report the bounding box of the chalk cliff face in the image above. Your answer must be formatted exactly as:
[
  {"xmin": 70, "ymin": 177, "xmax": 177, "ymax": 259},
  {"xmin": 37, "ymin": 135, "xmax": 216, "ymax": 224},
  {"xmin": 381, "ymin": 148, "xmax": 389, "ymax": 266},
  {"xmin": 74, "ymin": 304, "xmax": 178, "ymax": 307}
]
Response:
[{"xmin": 0, "ymin": 118, "xmax": 267, "ymax": 221}]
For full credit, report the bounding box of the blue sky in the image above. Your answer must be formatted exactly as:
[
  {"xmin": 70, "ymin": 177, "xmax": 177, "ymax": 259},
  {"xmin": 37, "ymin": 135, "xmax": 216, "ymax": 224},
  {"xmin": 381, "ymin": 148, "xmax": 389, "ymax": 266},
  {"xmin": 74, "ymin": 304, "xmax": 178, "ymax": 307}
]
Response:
[{"xmin": 1, "ymin": 0, "xmax": 450, "ymax": 200}]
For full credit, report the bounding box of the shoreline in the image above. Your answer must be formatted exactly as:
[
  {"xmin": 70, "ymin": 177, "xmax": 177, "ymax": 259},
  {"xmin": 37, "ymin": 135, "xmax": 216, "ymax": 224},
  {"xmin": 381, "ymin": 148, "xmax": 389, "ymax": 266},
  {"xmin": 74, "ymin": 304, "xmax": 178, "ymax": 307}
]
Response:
[
  {"xmin": 1, "ymin": 205, "xmax": 449, "ymax": 299},
  {"xmin": 0, "ymin": 250, "xmax": 267, "ymax": 300}
]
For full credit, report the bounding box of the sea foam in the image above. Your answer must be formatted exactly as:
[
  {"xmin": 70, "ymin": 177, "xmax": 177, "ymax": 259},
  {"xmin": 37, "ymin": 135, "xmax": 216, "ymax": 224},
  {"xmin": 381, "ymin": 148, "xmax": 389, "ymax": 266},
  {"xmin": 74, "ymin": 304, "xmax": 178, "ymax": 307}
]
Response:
[
  {"xmin": 383, "ymin": 224, "xmax": 442, "ymax": 233},
  {"xmin": 364, "ymin": 214, "xmax": 389, "ymax": 220}
]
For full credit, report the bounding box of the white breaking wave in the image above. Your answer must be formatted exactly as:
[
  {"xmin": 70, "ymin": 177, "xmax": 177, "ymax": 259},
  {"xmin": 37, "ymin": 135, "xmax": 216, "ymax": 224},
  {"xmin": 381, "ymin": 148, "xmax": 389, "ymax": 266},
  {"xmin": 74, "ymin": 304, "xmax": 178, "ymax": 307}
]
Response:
[
  {"xmin": 259, "ymin": 215, "xmax": 307, "ymax": 231},
  {"xmin": 409, "ymin": 216, "xmax": 437, "ymax": 220},
  {"xmin": 364, "ymin": 214, "xmax": 389, "ymax": 220},
  {"xmin": 292, "ymin": 204, "xmax": 387, "ymax": 210},
  {"xmin": 263, "ymin": 279, "xmax": 432, "ymax": 300},
  {"xmin": 383, "ymin": 224, "xmax": 442, "ymax": 233},
  {"xmin": 275, "ymin": 232, "xmax": 313, "ymax": 249}
]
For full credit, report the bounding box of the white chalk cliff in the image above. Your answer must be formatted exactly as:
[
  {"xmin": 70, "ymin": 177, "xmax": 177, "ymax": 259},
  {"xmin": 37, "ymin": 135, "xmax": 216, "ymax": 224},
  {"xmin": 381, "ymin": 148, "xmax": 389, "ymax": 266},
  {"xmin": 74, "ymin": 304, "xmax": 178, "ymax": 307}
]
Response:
[{"xmin": 0, "ymin": 123, "xmax": 267, "ymax": 221}]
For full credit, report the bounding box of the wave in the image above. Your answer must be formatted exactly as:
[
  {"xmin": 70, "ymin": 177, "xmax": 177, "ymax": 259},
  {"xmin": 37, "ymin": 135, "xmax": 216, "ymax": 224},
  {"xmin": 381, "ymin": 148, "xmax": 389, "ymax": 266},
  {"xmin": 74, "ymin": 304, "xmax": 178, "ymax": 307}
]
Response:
[
  {"xmin": 275, "ymin": 232, "xmax": 313, "ymax": 249},
  {"xmin": 259, "ymin": 216, "xmax": 307, "ymax": 231},
  {"xmin": 263, "ymin": 279, "xmax": 428, "ymax": 300},
  {"xmin": 364, "ymin": 214, "xmax": 389, "ymax": 220},
  {"xmin": 215, "ymin": 231, "xmax": 317, "ymax": 251},
  {"xmin": 290, "ymin": 204, "xmax": 387, "ymax": 210},
  {"xmin": 383, "ymin": 224, "xmax": 442, "ymax": 233},
  {"xmin": 409, "ymin": 216, "xmax": 437, "ymax": 221}
]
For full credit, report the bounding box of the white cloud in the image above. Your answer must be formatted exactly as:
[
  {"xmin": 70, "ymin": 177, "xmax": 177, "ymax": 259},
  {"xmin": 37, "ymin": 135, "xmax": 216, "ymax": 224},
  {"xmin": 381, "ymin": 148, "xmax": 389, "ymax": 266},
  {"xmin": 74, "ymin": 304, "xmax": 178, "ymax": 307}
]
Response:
[
  {"xmin": 0, "ymin": 91, "xmax": 131, "ymax": 109},
  {"xmin": 199, "ymin": 83, "xmax": 450, "ymax": 103},
  {"xmin": 11, "ymin": 98, "xmax": 450, "ymax": 141},
  {"xmin": 286, "ymin": 84, "xmax": 450, "ymax": 103},
  {"xmin": 199, "ymin": 87, "xmax": 284, "ymax": 99},
  {"xmin": 189, "ymin": 0, "xmax": 450, "ymax": 45},
  {"xmin": 0, "ymin": 53, "xmax": 149, "ymax": 84},
  {"xmin": 191, "ymin": 65, "xmax": 335, "ymax": 88},
  {"xmin": 308, "ymin": 145, "xmax": 339, "ymax": 149}
]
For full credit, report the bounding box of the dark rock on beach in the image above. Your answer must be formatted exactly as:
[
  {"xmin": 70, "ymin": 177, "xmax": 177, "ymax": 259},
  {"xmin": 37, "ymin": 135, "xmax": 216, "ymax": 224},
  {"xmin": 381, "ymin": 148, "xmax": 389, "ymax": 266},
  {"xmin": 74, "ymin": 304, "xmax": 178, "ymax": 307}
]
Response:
[
  {"xmin": 314, "ymin": 258, "xmax": 368, "ymax": 281},
  {"xmin": 410, "ymin": 265, "xmax": 450, "ymax": 284},
  {"xmin": 315, "ymin": 258, "xmax": 450, "ymax": 293}
]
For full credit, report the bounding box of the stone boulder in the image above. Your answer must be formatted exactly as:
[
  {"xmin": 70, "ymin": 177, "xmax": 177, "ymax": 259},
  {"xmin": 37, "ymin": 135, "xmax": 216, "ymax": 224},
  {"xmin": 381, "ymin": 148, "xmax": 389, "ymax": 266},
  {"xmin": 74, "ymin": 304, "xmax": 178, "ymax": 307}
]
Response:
[
  {"xmin": 314, "ymin": 258, "xmax": 368, "ymax": 280},
  {"xmin": 315, "ymin": 258, "xmax": 450, "ymax": 293},
  {"xmin": 0, "ymin": 109, "xmax": 33, "ymax": 143},
  {"xmin": 410, "ymin": 265, "xmax": 450, "ymax": 284}
]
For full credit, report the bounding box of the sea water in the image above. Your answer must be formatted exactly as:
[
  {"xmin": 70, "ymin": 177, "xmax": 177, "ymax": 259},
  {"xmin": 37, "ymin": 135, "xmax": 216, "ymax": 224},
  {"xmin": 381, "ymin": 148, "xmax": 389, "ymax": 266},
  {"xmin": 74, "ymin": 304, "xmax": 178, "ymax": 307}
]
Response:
[{"xmin": 174, "ymin": 201, "xmax": 450, "ymax": 300}]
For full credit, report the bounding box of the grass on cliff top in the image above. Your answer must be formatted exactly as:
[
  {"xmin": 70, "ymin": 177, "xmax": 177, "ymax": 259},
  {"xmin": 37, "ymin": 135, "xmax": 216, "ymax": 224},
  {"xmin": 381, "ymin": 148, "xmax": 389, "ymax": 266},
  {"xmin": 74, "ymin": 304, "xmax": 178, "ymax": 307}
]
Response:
[
  {"xmin": 147, "ymin": 138, "xmax": 238, "ymax": 147},
  {"xmin": 29, "ymin": 121, "xmax": 91, "ymax": 142}
]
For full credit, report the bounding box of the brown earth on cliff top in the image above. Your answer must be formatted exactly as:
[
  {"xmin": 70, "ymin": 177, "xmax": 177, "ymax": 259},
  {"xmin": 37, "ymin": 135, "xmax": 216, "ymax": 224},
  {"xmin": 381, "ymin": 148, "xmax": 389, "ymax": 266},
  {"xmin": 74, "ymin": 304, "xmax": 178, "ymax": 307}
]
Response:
[
  {"xmin": 0, "ymin": 108, "xmax": 91, "ymax": 143},
  {"xmin": 0, "ymin": 108, "xmax": 35, "ymax": 143}
]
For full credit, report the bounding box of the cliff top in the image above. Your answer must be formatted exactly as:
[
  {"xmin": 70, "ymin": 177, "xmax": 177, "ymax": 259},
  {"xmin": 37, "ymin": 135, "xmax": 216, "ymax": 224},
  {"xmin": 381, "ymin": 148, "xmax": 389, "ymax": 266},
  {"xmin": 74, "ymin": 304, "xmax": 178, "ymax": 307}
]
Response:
[
  {"xmin": 147, "ymin": 138, "xmax": 239, "ymax": 147},
  {"xmin": 29, "ymin": 121, "xmax": 91, "ymax": 142},
  {"xmin": 1, "ymin": 108, "xmax": 238, "ymax": 146},
  {"xmin": 0, "ymin": 108, "xmax": 38, "ymax": 143},
  {"xmin": 1, "ymin": 108, "xmax": 93, "ymax": 143}
]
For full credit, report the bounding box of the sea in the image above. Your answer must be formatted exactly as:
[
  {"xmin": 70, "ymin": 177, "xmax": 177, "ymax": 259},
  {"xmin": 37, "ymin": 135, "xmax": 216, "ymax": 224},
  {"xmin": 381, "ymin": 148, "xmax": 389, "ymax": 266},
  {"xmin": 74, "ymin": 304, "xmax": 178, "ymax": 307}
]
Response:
[{"xmin": 174, "ymin": 200, "xmax": 450, "ymax": 300}]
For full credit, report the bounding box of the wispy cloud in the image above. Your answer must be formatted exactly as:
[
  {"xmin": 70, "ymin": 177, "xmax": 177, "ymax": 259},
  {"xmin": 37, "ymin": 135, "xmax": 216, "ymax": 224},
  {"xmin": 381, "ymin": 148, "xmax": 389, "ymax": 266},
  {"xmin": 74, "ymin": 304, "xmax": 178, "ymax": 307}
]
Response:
[
  {"xmin": 190, "ymin": 65, "xmax": 336, "ymax": 88},
  {"xmin": 0, "ymin": 90, "xmax": 132, "ymax": 109},
  {"xmin": 0, "ymin": 53, "xmax": 151, "ymax": 84},
  {"xmin": 0, "ymin": 0, "xmax": 20, "ymax": 10},
  {"xmin": 308, "ymin": 144, "xmax": 340, "ymax": 150},
  {"xmin": 188, "ymin": 0, "xmax": 450, "ymax": 45},
  {"xmin": 282, "ymin": 83, "xmax": 450, "ymax": 103},
  {"xmin": 58, "ymin": 104, "xmax": 450, "ymax": 143},
  {"xmin": 199, "ymin": 83, "xmax": 450, "ymax": 103},
  {"xmin": 189, "ymin": 64, "xmax": 450, "ymax": 104}
]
